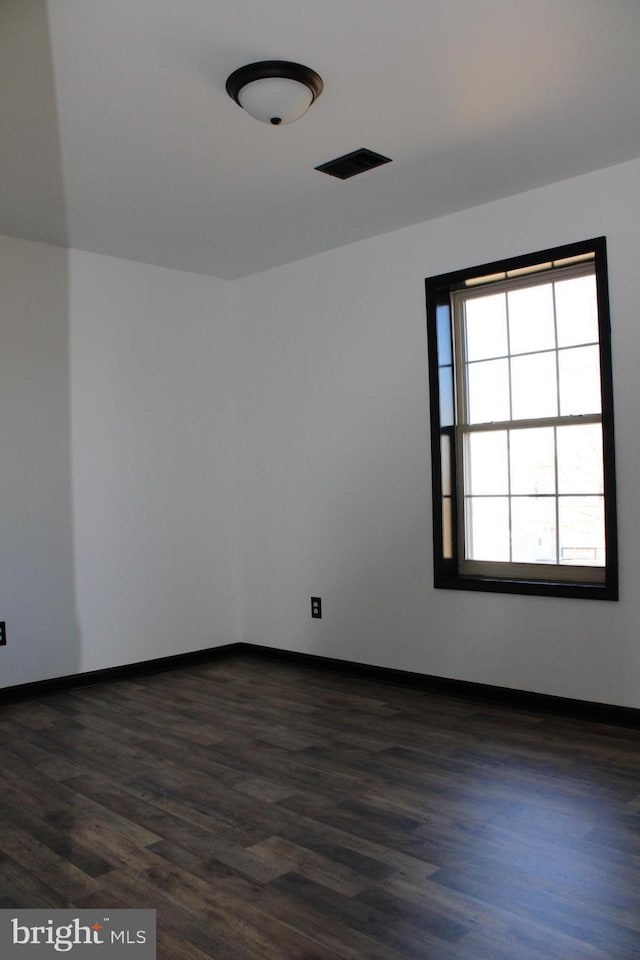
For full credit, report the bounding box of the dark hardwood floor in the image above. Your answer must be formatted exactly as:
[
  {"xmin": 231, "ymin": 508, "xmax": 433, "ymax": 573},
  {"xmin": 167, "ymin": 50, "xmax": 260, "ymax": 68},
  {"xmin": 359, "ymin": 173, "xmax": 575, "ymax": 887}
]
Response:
[{"xmin": 1, "ymin": 652, "xmax": 640, "ymax": 959}]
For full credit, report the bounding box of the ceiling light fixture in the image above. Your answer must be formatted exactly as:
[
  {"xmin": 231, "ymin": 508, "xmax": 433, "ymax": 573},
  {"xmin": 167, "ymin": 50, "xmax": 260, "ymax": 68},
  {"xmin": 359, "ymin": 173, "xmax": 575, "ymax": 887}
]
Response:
[{"xmin": 225, "ymin": 60, "xmax": 323, "ymax": 126}]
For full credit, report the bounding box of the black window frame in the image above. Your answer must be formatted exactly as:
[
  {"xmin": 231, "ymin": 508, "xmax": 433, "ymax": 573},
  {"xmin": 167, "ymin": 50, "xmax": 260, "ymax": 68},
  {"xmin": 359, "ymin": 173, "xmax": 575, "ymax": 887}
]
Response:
[{"xmin": 425, "ymin": 237, "xmax": 618, "ymax": 601}]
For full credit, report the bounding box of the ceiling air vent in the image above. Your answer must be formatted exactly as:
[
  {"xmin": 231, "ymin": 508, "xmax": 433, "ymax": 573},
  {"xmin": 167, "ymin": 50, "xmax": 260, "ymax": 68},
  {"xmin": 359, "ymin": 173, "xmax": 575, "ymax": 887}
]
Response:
[{"xmin": 315, "ymin": 148, "xmax": 392, "ymax": 180}]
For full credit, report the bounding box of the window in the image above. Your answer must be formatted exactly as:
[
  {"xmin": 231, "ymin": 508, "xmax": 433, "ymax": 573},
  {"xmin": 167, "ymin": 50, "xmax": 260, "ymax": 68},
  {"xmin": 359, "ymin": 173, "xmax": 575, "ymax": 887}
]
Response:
[{"xmin": 426, "ymin": 237, "xmax": 618, "ymax": 600}]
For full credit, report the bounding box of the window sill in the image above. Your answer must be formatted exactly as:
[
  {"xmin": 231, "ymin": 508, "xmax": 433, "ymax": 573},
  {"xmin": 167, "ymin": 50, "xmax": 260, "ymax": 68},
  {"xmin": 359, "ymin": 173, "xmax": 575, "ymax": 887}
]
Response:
[{"xmin": 435, "ymin": 569, "xmax": 618, "ymax": 601}]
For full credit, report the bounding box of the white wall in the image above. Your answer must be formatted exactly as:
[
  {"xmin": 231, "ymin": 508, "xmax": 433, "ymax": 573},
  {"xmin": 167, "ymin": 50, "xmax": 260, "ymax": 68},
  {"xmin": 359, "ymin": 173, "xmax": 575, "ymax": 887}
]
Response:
[
  {"xmin": 235, "ymin": 157, "xmax": 640, "ymax": 708},
  {"xmin": 70, "ymin": 250, "xmax": 239, "ymax": 673},
  {"xmin": 0, "ymin": 235, "xmax": 78, "ymax": 687},
  {"xmin": 0, "ymin": 236, "xmax": 240, "ymax": 687}
]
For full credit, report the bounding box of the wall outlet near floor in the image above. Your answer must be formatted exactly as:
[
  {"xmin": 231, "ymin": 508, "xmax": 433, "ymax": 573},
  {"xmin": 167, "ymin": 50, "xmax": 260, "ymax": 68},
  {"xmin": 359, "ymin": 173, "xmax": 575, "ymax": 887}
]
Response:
[
  {"xmin": 0, "ymin": 622, "xmax": 6, "ymax": 646},
  {"xmin": 311, "ymin": 597, "xmax": 322, "ymax": 619}
]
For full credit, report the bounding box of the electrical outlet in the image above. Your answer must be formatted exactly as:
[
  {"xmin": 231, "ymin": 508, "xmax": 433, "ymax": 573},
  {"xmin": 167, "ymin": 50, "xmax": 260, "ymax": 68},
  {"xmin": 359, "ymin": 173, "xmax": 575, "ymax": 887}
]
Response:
[
  {"xmin": 311, "ymin": 597, "xmax": 322, "ymax": 619},
  {"xmin": 0, "ymin": 622, "xmax": 6, "ymax": 646}
]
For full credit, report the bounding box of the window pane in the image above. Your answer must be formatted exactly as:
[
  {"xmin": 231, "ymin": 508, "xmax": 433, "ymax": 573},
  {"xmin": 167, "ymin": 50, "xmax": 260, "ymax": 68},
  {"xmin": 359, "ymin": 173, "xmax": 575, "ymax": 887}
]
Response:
[
  {"xmin": 467, "ymin": 358, "xmax": 510, "ymax": 424},
  {"xmin": 436, "ymin": 304, "xmax": 452, "ymax": 365},
  {"xmin": 510, "ymin": 352, "xmax": 557, "ymax": 420},
  {"xmin": 442, "ymin": 497, "xmax": 453, "ymax": 559},
  {"xmin": 508, "ymin": 283, "xmax": 555, "ymax": 355},
  {"xmin": 555, "ymin": 274, "xmax": 599, "ymax": 348},
  {"xmin": 466, "ymin": 431, "xmax": 508, "ymax": 495},
  {"xmin": 465, "ymin": 293, "xmax": 508, "ymax": 361},
  {"xmin": 465, "ymin": 496, "xmax": 510, "ymax": 561},
  {"xmin": 558, "ymin": 345, "xmax": 601, "ymax": 415},
  {"xmin": 510, "ymin": 427, "xmax": 555, "ymax": 495},
  {"xmin": 439, "ymin": 364, "xmax": 454, "ymax": 427},
  {"xmin": 557, "ymin": 423, "xmax": 604, "ymax": 495},
  {"xmin": 558, "ymin": 496, "xmax": 605, "ymax": 566},
  {"xmin": 441, "ymin": 434, "xmax": 452, "ymax": 496},
  {"xmin": 511, "ymin": 497, "xmax": 557, "ymax": 564}
]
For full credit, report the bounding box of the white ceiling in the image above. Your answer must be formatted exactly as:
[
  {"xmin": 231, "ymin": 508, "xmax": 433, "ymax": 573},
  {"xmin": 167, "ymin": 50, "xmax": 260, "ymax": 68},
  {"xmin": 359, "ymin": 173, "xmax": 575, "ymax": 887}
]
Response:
[{"xmin": 2, "ymin": 0, "xmax": 640, "ymax": 279}]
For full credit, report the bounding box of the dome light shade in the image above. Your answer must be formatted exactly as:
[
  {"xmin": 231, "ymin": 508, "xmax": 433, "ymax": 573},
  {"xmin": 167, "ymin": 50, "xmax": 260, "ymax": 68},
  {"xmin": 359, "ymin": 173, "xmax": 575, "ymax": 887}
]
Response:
[
  {"xmin": 238, "ymin": 77, "xmax": 313, "ymax": 125},
  {"xmin": 226, "ymin": 61, "xmax": 323, "ymax": 126}
]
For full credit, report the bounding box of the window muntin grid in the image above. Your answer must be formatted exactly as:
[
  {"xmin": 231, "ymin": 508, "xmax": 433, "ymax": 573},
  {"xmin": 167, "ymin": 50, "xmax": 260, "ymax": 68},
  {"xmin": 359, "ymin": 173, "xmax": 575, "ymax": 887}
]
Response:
[{"xmin": 452, "ymin": 261, "xmax": 605, "ymax": 582}]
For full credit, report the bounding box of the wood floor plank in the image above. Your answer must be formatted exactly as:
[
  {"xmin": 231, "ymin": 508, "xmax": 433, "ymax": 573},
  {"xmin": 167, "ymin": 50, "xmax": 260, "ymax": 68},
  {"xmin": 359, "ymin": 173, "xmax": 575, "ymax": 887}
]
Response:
[
  {"xmin": 217, "ymin": 871, "xmax": 416, "ymax": 960},
  {"xmin": 247, "ymin": 835, "xmax": 368, "ymax": 897}
]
